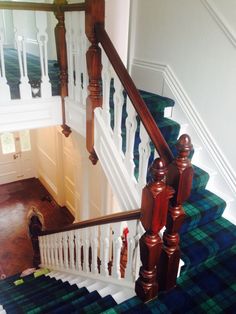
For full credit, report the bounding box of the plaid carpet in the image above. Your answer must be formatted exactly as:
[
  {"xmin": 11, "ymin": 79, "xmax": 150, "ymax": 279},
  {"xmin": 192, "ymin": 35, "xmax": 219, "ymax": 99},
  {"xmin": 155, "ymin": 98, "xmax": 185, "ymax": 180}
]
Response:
[{"xmin": 1, "ymin": 85, "xmax": 236, "ymax": 312}]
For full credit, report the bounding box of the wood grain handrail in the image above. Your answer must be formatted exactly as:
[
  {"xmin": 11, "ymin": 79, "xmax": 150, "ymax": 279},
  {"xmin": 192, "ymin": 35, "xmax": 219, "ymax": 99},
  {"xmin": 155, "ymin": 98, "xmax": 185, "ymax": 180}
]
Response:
[
  {"xmin": 95, "ymin": 23, "xmax": 174, "ymax": 165},
  {"xmin": 40, "ymin": 209, "xmax": 141, "ymax": 236},
  {"xmin": 0, "ymin": 1, "xmax": 86, "ymax": 12}
]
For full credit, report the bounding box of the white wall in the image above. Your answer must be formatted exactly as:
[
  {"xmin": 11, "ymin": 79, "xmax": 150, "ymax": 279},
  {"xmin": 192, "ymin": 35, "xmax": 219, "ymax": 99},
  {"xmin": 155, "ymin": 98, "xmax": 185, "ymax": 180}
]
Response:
[{"xmin": 130, "ymin": 0, "xmax": 236, "ymax": 190}]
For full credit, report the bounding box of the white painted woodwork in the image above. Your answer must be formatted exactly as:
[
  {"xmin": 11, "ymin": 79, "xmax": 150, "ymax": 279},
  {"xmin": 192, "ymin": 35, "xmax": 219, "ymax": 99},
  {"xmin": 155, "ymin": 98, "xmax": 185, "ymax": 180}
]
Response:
[
  {"xmin": 111, "ymin": 222, "xmax": 123, "ymax": 279},
  {"xmin": 101, "ymin": 53, "xmax": 112, "ymax": 126},
  {"xmin": 113, "ymin": 76, "xmax": 124, "ymax": 155},
  {"xmin": 65, "ymin": 12, "xmax": 75, "ymax": 100},
  {"xmin": 137, "ymin": 123, "xmax": 151, "ymax": 192},
  {"xmin": 0, "ymin": 28, "xmax": 11, "ymax": 102},
  {"xmin": 124, "ymin": 99, "xmax": 137, "ymax": 180},
  {"xmin": 35, "ymin": 12, "xmax": 51, "ymax": 98},
  {"xmin": 39, "ymin": 219, "xmax": 141, "ymax": 286},
  {"xmin": 100, "ymin": 224, "xmax": 110, "ymax": 277}
]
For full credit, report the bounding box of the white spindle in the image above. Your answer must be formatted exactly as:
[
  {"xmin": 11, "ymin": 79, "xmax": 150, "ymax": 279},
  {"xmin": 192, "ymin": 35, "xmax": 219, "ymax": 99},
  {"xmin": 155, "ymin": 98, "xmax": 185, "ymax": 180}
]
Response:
[
  {"xmin": 138, "ymin": 123, "xmax": 151, "ymax": 191},
  {"xmin": 0, "ymin": 28, "xmax": 11, "ymax": 102},
  {"xmin": 125, "ymin": 220, "xmax": 138, "ymax": 281},
  {"xmin": 90, "ymin": 226, "xmax": 99, "ymax": 275},
  {"xmin": 111, "ymin": 222, "xmax": 123, "ymax": 279},
  {"xmin": 100, "ymin": 224, "xmax": 110, "ymax": 277},
  {"xmin": 124, "ymin": 98, "xmax": 137, "ymax": 179},
  {"xmin": 82, "ymin": 228, "xmax": 90, "ymax": 273},
  {"xmin": 42, "ymin": 236, "xmax": 48, "ymax": 266},
  {"xmin": 69, "ymin": 230, "xmax": 75, "ymax": 270},
  {"xmin": 80, "ymin": 12, "xmax": 89, "ymax": 106},
  {"xmin": 35, "ymin": 11, "xmax": 51, "ymax": 98},
  {"xmin": 54, "ymin": 234, "xmax": 59, "ymax": 267},
  {"xmin": 113, "ymin": 76, "xmax": 124, "ymax": 155},
  {"xmin": 46, "ymin": 235, "xmax": 51, "ymax": 267},
  {"xmin": 102, "ymin": 53, "xmax": 112, "ymax": 126},
  {"xmin": 50, "ymin": 234, "xmax": 56, "ymax": 266},
  {"xmin": 72, "ymin": 12, "xmax": 83, "ymax": 104},
  {"xmin": 75, "ymin": 229, "xmax": 82, "ymax": 271},
  {"xmin": 63, "ymin": 232, "xmax": 69, "ymax": 269},
  {"xmin": 14, "ymin": 26, "xmax": 32, "ymax": 99},
  {"xmin": 65, "ymin": 12, "xmax": 75, "ymax": 100},
  {"xmin": 58, "ymin": 233, "xmax": 64, "ymax": 268}
]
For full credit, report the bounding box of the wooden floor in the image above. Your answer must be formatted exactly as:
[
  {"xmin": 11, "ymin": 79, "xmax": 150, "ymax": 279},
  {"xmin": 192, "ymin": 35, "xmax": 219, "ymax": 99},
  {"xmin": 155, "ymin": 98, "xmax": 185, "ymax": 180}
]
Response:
[{"xmin": 0, "ymin": 178, "xmax": 74, "ymax": 277}]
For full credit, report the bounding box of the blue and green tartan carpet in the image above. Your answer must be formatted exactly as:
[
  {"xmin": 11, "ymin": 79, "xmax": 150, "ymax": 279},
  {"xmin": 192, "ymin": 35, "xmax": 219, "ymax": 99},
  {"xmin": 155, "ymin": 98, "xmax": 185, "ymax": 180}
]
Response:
[{"xmin": 1, "ymin": 74, "xmax": 236, "ymax": 312}]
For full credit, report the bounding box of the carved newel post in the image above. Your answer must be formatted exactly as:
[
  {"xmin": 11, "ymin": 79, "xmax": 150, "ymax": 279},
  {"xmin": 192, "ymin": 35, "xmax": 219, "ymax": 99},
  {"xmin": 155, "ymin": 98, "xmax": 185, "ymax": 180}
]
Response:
[
  {"xmin": 135, "ymin": 158, "xmax": 173, "ymax": 302},
  {"xmin": 85, "ymin": 0, "xmax": 104, "ymax": 164},
  {"xmin": 158, "ymin": 134, "xmax": 193, "ymax": 291},
  {"xmin": 54, "ymin": 0, "xmax": 71, "ymax": 137}
]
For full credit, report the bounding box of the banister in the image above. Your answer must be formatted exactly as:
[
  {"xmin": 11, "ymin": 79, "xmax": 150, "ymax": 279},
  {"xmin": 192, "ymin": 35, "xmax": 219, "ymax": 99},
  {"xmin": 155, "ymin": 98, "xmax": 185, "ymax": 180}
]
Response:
[
  {"xmin": 95, "ymin": 23, "xmax": 174, "ymax": 165},
  {"xmin": 40, "ymin": 209, "xmax": 141, "ymax": 236},
  {"xmin": 0, "ymin": 1, "xmax": 86, "ymax": 12}
]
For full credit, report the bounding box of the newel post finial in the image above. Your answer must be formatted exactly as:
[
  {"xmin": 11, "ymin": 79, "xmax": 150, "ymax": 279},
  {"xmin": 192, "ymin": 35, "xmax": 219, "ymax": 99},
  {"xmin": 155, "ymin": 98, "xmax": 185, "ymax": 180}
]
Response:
[
  {"xmin": 135, "ymin": 158, "xmax": 174, "ymax": 302},
  {"xmin": 85, "ymin": 0, "xmax": 105, "ymax": 164},
  {"xmin": 54, "ymin": 0, "xmax": 71, "ymax": 137},
  {"xmin": 158, "ymin": 134, "xmax": 193, "ymax": 291}
]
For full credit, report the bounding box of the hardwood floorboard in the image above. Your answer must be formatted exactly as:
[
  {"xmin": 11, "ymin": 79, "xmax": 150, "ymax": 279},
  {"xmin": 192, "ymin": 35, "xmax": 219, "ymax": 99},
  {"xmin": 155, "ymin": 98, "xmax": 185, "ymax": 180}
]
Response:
[{"xmin": 0, "ymin": 178, "xmax": 74, "ymax": 277}]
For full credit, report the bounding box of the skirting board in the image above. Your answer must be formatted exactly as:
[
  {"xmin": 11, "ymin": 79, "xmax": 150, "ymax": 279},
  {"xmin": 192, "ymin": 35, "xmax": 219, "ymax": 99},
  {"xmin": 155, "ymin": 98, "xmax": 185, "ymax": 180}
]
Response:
[{"xmin": 132, "ymin": 58, "xmax": 236, "ymax": 196}]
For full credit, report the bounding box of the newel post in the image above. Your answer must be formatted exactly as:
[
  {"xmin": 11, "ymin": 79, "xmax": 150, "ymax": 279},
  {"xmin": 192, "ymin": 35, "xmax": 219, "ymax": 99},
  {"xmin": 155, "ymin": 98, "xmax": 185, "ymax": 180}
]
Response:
[
  {"xmin": 28, "ymin": 215, "xmax": 43, "ymax": 268},
  {"xmin": 158, "ymin": 134, "xmax": 193, "ymax": 291},
  {"xmin": 85, "ymin": 0, "xmax": 104, "ymax": 164},
  {"xmin": 54, "ymin": 0, "xmax": 71, "ymax": 137},
  {"xmin": 135, "ymin": 158, "xmax": 174, "ymax": 302}
]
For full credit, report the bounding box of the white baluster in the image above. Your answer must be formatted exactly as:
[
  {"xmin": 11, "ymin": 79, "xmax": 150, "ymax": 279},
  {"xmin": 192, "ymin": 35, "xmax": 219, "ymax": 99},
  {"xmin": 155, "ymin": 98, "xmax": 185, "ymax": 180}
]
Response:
[
  {"xmin": 38, "ymin": 236, "xmax": 43, "ymax": 265},
  {"xmin": 46, "ymin": 235, "xmax": 51, "ymax": 267},
  {"xmin": 138, "ymin": 123, "xmax": 151, "ymax": 192},
  {"xmin": 134, "ymin": 221, "xmax": 145, "ymax": 280},
  {"xmin": 42, "ymin": 236, "xmax": 48, "ymax": 266},
  {"xmin": 63, "ymin": 232, "xmax": 69, "ymax": 269},
  {"xmin": 35, "ymin": 11, "xmax": 51, "ymax": 98},
  {"xmin": 0, "ymin": 27, "xmax": 11, "ymax": 102},
  {"xmin": 65, "ymin": 12, "xmax": 75, "ymax": 100},
  {"xmin": 58, "ymin": 233, "xmax": 64, "ymax": 268},
  {"xmin": 124, "ymin": 98, "xmax": 137, "ymax": 179},
  {"xmin": 69, "ymin": 230, "xmax": 75, "ymax": 270},
  {"xmin": 125, "ymin": 220, "xmax": 138, "ymax": 282},
  {"xmin": 72, "ymin": 12, "xmax": 83, "ymax": 104},
  {"xmin": 100, "ymin": 224, "xmax": 110, "ymax": 277},
  {"xmin": 111, "ymin": 222, "xmax": 123, "ymax": 279},
  {"xmin": 50, "ymin": 234, "xmax": 56, "ymax": 267},
  {"xmin": 53, "ymin": 234, "xmax": 59, "ymax": 267},
  {"xmin": 80, "ymin": 12, "xmax": 89, "ymax": 106},
  {"xmin": 113, "ymin": 76, "xmax": 124, "ymax": 155},
  {"xmin": 90, "ymin": 226, "xmax": 99, "ymax": 275},
  {"xmin": 82, "ymin": 228, "xmax": 90, "ymax": 273},
  {"xmin": 13, "ymin": 11, "xmax": 32, "ymax": 100},
  {"xmin": 102, "ymin": 53, "xmax": 112, "ymax": 126},
  {"xmin": 75, "ymin": 229, "xmax": 82, "ymax": 271}
]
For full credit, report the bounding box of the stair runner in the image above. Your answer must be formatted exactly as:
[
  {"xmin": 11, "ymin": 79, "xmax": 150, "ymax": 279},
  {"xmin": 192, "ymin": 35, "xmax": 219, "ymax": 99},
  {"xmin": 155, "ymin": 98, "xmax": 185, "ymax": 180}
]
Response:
[{"xmin": 1, "ymin": 90, "xmax": 236, "ymax": 313}]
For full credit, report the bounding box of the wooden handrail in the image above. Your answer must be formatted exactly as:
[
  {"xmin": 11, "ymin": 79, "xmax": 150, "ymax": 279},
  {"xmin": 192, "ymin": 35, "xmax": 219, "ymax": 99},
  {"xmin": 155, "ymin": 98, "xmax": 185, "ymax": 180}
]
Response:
[
  {"xmin": 0, "ymin": 1, "xmax": 55, "ymax": 11},
  {"xmin": 0, "ymin": 1, "xmax": 86, "ymax": 12},
  {"xmin": 40, "ymin": 209, "xmax": 141, "ymax": 236},
  {"xmin": 95, "ymin": 23, "xmax": 174, "ymax": 165}
]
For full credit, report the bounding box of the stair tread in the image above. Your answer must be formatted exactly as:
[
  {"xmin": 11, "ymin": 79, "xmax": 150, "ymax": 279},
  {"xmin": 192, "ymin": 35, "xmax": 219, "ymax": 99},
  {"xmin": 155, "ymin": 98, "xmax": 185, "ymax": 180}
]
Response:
[
  {"xmin": 180, "ymin": 217, "xmax": 236, "ymax": 270},
  {"xmin": 181, "ymin": 189, "xmax": 226, "ymax": 233}
]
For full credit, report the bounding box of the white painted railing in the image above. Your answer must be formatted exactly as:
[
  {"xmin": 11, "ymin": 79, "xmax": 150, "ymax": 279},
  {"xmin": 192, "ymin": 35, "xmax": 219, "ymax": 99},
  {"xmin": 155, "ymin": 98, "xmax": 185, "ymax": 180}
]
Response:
[
  {"xmin": 39, "ymin": 218, "xmax": 144, "ymax": 288},
  {"xmin": 94, "ymin": 52, "xmax": 156, "ymax": 210},
  {"xmin": 0, "ymin": 10, "xmax": 55, "ymax": 103}
]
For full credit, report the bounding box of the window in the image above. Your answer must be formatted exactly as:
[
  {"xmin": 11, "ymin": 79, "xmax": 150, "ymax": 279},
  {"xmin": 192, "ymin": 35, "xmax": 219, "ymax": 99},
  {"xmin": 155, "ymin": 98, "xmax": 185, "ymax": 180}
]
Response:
[
  {"xmin": 19, "ymin": 130, "xmax": 31, "ymax": 152},
  {"xmin": 0, "ymin": 132, "xmax": 16, "ymax": 154}
]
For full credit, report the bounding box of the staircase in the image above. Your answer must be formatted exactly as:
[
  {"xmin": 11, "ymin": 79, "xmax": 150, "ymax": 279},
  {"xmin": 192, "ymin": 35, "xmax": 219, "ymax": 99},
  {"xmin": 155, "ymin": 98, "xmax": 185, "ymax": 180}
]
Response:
[{"xmin": 0, "ymin": 0, "xmax": 236, "ymax": 313}]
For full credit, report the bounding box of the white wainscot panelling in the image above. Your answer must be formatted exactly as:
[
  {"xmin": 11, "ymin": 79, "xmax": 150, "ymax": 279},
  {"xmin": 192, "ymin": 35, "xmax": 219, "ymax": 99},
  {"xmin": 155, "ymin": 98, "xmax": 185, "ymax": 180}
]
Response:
[
  {"xmin": 0, "ymin": 97, "xmax": 62, "ymax": 133},
  {"xmin": 65, "ymin": 97, "xmax": 86, "ymax": 137}
]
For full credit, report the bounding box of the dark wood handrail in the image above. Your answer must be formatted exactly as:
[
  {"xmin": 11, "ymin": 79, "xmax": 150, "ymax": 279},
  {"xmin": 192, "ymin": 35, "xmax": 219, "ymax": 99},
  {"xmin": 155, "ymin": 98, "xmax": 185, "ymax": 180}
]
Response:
[
  {"xmin": 0, "ymin": 1, "xmax": 55, "ymax": 11},
  {"xmin": 95, "ymin": 23, "xmax": 174, "ymax": 165},
  {"xmin": 0, "ymin": 1, "xmax": 86, "ymax": 12},
  {"xmin": 40, "ymin": 209, "xmax": 141, "ymax": 236}
]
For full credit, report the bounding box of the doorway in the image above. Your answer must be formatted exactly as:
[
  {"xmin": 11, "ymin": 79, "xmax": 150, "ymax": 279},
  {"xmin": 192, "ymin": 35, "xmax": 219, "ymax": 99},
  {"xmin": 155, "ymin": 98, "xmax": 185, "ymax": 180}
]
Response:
[{"xmin": 0, "ymin": 130, "xmax": 34, "ymax": 184}]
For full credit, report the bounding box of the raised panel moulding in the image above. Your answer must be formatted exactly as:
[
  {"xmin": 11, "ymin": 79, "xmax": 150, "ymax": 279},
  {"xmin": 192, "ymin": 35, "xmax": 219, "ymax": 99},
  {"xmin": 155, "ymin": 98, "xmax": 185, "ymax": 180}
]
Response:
[
  {"xmin": 132, "ymin": 58, "xmax": 236, "ymax": 196},
  {"xmin": 201, "ymin": 0, "xmax": 236, "ymax": 48}
]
